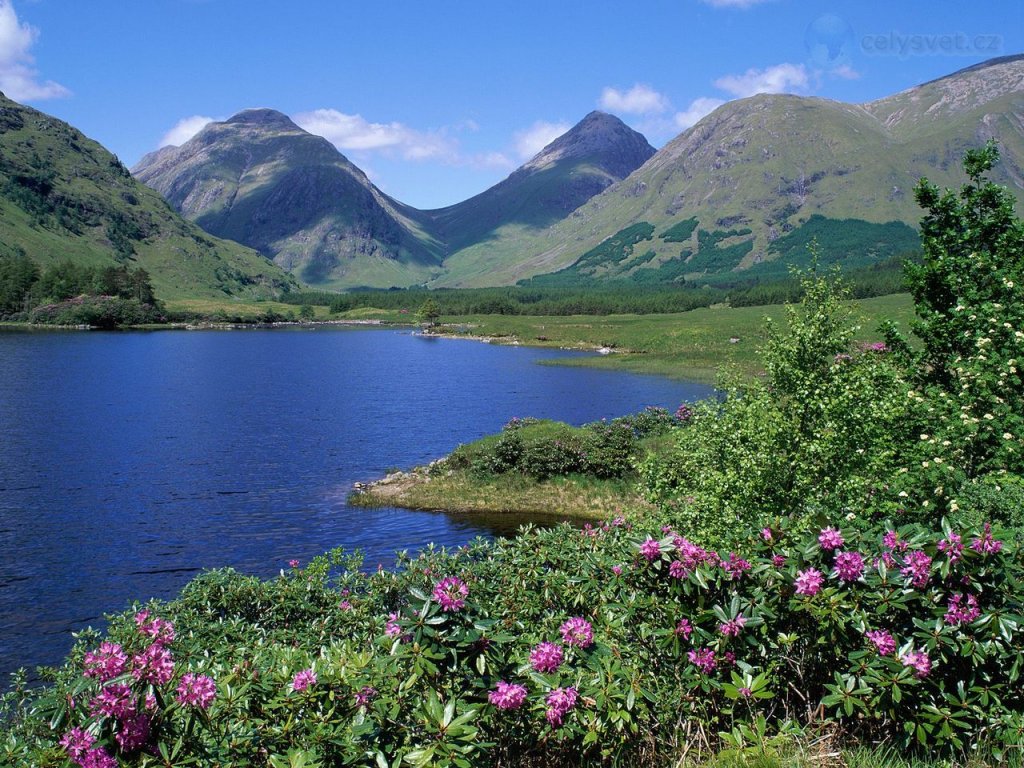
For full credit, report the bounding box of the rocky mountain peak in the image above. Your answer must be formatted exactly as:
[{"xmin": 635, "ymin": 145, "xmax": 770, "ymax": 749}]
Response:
[
  {"xmin": 523, "ymin": 111, "xmax": 655, "ymax": 176},
  {"xmin": 223, "ymin": 108, "xmax": 301, "ymax": 131}
]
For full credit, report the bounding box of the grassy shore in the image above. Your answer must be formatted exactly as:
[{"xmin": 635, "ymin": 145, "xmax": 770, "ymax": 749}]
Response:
[{"xmin": 351, "ymin": 466, "xmax": 646, "ymax": 520}]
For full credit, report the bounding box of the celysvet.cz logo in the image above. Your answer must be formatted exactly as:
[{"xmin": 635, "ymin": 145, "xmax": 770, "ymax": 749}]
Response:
[{"xmin": 861, "ymin": 31, "xmax": 1003, "ymax": 57}]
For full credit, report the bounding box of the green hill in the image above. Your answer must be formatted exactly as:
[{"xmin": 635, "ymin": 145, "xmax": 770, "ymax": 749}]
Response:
[
  {"xmin": 0, "ymin": 92, "xmax": 296, "ymax": 301},
  {"xmin": 132, "ymin": 109, "xmax": 446, "ymax": 290}
]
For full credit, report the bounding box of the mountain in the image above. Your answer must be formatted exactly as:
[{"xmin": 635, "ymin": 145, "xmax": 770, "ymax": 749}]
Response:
[
  {"xmin": 491, "ymin": 55, "xmax": 1024, "ymax": 288},
  {"xmin": 426, "ymin": 112, "xmax": 655, "ymax": 286},
  {"xmin": 0, "ymin": 92, "xmax": 297, "ymax": 301},
  {"xmin": 132, "ymin": 109, "xmax": 445, "ymax": 289}
]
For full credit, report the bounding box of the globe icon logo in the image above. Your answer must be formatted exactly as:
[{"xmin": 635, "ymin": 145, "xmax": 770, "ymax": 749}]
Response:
[{"xmin": 805, "ymin": 14, "xmax": 855, "ymax": 69}]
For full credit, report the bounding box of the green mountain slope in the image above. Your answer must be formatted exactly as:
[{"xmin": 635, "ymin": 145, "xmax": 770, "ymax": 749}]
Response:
[
  {"xmin": 132, "ymin": 110, "xmax": 445, "ymax": 290},
  {"xmin": 0, "ymin": 92, "xmax": 296, "ymax": 301},
  {"xmin": 427, "ymin": 112, "xmax": 655, "ymax": 287},
  {"xmin": 494, "ymin": 55, "xmax": 1024, "ymax": 287}
]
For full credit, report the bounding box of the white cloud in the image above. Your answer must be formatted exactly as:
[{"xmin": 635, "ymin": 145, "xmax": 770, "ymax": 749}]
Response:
[
  {"xmin": 294, "ymin": 109, "xmax": 458, "ymax": 162},
  {"xmin": 713, "ymin": 62, "xmax": 809, "ymax": 98},
  {"xmin": 599, "ymin": 84, "xmax": 670, "ymax": 115},
  {"xmin": 513, "ymin": 120, "xmax": 571, "ymax": 160},
  {"xmin": 700, "ymin": 0, "xmax": 773, "ymax": 7},
  {"xmin": 159, "ymin": 115, "xmax": 218, "ymax": 147},
  {"xmin": 829, "ymin": 64, "xmax": 861, "ymax": 80},
  {"xmin": 0, "ymin": 0, "xmax": 69, "ymax": 100},
  {"xmin": 674, "ymin": 97, "xmax": 726, "ymax": 129}
]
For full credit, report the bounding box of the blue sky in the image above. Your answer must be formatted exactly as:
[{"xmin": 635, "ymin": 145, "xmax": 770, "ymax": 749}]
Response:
[{"xmin": 2, "ymin": 0, "xmax": 1021, "ymax": 209}]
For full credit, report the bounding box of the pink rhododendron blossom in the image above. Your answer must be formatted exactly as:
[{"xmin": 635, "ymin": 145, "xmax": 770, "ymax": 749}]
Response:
[
  {"xmin": 60, "ymin": 728, "xmax": 96, "ymax": 761},
  {"xmin": 612, "ymin": 565, "xmax": 623, "ymax": 576},
  {"xmin": 688, "ymin": 647, "xmax": 717, "ymax": 673},
  {"xmin": 883, "ymin": 529, "xmax": 908, "ymax": 552},
  {"xmin": 385, "ymin": 611, "xmax": 402, "ymax": 637},
  {"xmin": 639, "ymin": 538, "xmax": 662, "ymax": 561},
  {"xmin": 818, "ymin": 527, "xmax": 844, "ymax": 551},
  {"xmin": 89, "ymin": 683, "xmax": 134, "ymax": 719},
  {"xmin": 433, "ymin": 576, "xmax": 468, "ymax": 612},
  {"xmin": 900, "ymin": 550, "xmax": 933, "ymax": 588},
  {"xmin": 339, "ymin": 600, "xmax": 352, "ymax": 611},
  {"xmin": 794, "ymin": 568, "xmax": 824, "ymax": 596},
  {"xmin": 945, "ymin": 593, "xmax": 981, "ymax": 625},
  {"xmin": 772, "ymin": 554, "xmax": 786, "ymax": 567},
  {"xmin": 738, "ymin": 686, "xmax": 753, "ymax": 698},
  {"xmin": 288, "ymin": 559, "xmax": 300, "ymax": 568},
  {"xmin": 545, "ymin": 686, "xmax": 578, "ymax": 727},
  {"xmin": 865, "ymin": 629, "xmax": 896, "ymax": 656},
  {"xmin": 135, "ymin": 612, "xmax": 175, "ymax": 646},
  {"xmin": 971, "ymin": 523, "xmax": 1003, "ymax": 554},
  {"xmin": 674, "ymin": 536, "xmax": 719, "ymax": 570},
  {"xmin": 901, "ymin": 649, "xmax": 932, "ymax": 678},
  {"xmin": 937, "ymin": 532, "xmax": 964, "ymax": 563},
  {"xmin": 83, "ymin": 641, "xmax": 128, "ymax": 682},
  {"xmin": 529, "ymin": 642, "xmax": 564, "ymax": 673},
  {"xmin": 723, "ymin": 553, "xmax": 751, "ymax": 580},
  {"xmin": 132, "ymin": 643, "xmax": 174, "ymax": 686},
  {"xmin": 719, "ymin": 615, "xmax": 747, "ymax": 637},
  {"xmin": 488, "ymin": 681, "xmax": 528, "ymax": 710},
  {"xmin": 291, "ymin": 668, "xmax": 317, "ymax": 692},
  {"xmin": 79, "ymin": 747, "xmax": 118, "ymax": 768},
  {"xmin": 115, "ymin": 710, "xmax": 151, "ymax": 752},
  {"xmin": 559, "ymin": 617, "xmax": 594, "ymax": 648},
  {"xmin": 834, "ymin": 551, "xmax": 865, "ymax": 582},
  {"xmin": 176, "ymin": 673, "xmax": 217, "ymax": 709},
  {"xmin": 354, "ymin": 686, "xmax": 377, "ymax": 707},
  {"xmin": 669, "ymin": 560, "xmax": 688, "ymax": 579},
  {"xmin": 674, "ymin": 618, "xmax": 693, "ymax": 639},
  {"xmin": 761, "ymin": 528, "xmax": 773, "ymax": 542}
]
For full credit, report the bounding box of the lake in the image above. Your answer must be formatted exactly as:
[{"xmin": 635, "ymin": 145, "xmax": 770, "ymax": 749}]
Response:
[{"xmin": 0, "ymin": 326, "xmax": 711, "ymax": 683}]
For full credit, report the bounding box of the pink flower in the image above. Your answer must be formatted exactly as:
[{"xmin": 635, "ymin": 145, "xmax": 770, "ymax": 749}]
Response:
[
  {"xmin": 288, "ymin": 559, "xmax": 300, "ymax": 568},
  {"xmin": 115, "ymin": 710, "xmax": 151, "ymax": 752},
  {"xmin": 385, "ymin": 611, "xmax": 402, "ymax": 637},
  {"xmin": 545, "ymin": 686, "xmax": 578, "ymax": 727},
  {"xmin": 900, "ymin": 550, "xmax": 933, "ymax": 588},
  {"xmin": 135, "ymin": 612, "xmax": 175, "ymax": 646},
  {"xmin": 794, "ymin": 568, "xmax": 824, "ymax": 597},
  {"xmin": 60, "ymin": 728, "xmax": 96, "ymax": 761},
  {"xmin": 901, "ymin": 649, "xmax": 932, "ymax": 678},
  {"xmin": 639, "ymin": 538, "xmax": 662, "ymax": 561},
  {"xmin": 723, "ymin": 553, "xmax": 751, "ymax": 580},
  {"xmin": 176, "ymin": 673, "xmax": 217, "ymax": 709},
  {"xmin": 354, "ymin": 686, "xmax": 377, "ymax": 708},
  {"xmin": 719, "ymin": 615, "xmax": 747, "ymax": 637},
  {"xmin": 488, "ymin": 681, "xmax": 528, "ymax": 710},
  {"xmin": 688, "ymin": 647, "xmax": 717, "ymax": 673},
  {"xmin": 818, "ymin": 527, "xmax": 844, "ymax": 551},
  {"xmin": 772, "ymin": 554, "xmax": 786, "ymax": 567},
  {"xmin": 432, "ymin": 576, "xmax": 468, "ymax": 612},
  {"xmin": 291, "ymin": 668, "xmax": 317, "ymax": 692},
  {"xmin": 559, "ymin": 617, "xmax": 594, "ymax": 648},
  {"xmin": 611, "ymin": 565, "xmax": 623, "ymax": 576},
  {"xmin": 883, "ymin": 529, "xmax": 907, "ymax": 552},
  {"xmin": 971, "ymin": 523, "xmax": 1003, "ymax": 554},
  {"xmin": 669, "ymin": 560, "xmax": 688, "ymax": 579},
  {"xmin": 937, "ymin": 532, "xmax": 964, "ymax": 563},
  {"xmin": 78, "ymin": 747, "xmax": 118, "ymax": 768},
  {"xmin": 89, "ymin": 683, "xmax": 134, "ymax": 719},
  {"xmin": 674, "ymin": 537, "xmax": 719, "ymax": 570},
  {"xmin": 132, "ymin": 643, "xmax": 174, "ymax": 686},
  {"xmin": 834, "ymin": 551, "xmax": 865, "ymax": 582},
  {"xmin": 529, "ymin": 642, "xmax": 564, "ymax": 673},
  {"xmin": 761, "ymin": 527, "xmax": 773, "ymax": 542},
  {"xmin": 674, "ymin": 618, "xmax": 693, "ymax": 639},
  {"xmin": 339, "ymin": 600, "xmax": 352, "ymax": 611},
  {"xmin": 945, "ymin": 593, "xmax": 981, "ymax": 625},
  {"xmin": 865, "ymin": 629, "xmax": 896, "ymax": 656},
  {"xmin": 738, "ymin": 686, "xmax": 753, "ymax": 698},
  {"xmin": 83, "ymin": 642, "xmax": 128, "ymax": 682}
]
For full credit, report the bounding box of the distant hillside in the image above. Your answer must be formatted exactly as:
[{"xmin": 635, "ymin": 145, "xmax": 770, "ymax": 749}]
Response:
[
  {"xmin": 427, "ymin": 112, "xmax": 655, "ymax": 287},
  {"xmin": 0, "ymin": 92, "xmax": 296, "ymax": 301},
  {"xmin": 495, "ymin": 55, "xmax": 1024, "ymax": 287},
  {"xmin": 133, "ymin": 110, "xmax": 446, "ymax": 290}
]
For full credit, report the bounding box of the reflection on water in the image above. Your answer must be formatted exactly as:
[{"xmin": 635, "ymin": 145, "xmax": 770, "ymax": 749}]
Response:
[{"xmin": 0, "ymin": 327, "xmax": 712, "ymax": 682}]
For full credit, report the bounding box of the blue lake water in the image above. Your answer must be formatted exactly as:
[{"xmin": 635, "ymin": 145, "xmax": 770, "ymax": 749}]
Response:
[{"xmin": 0, "ymin": 326, "xmax": 711, "ymax": 683}]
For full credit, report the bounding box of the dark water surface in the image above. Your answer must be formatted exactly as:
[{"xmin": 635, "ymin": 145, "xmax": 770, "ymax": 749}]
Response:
[{"xmin": 0, "ymin": 327, "xmax": 711, "ymax": 682}]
